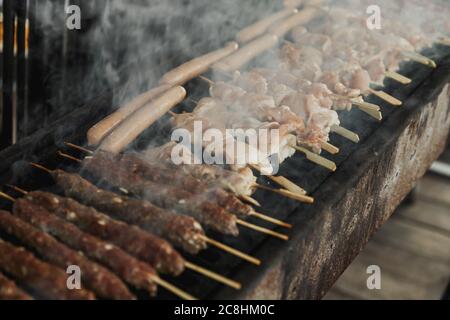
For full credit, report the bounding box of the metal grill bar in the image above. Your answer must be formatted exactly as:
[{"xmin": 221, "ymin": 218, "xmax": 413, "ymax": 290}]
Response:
[
  {"xmin": 15, "ymin": 0, "xmax": 29, "ymax": 140},
  {"xmin": 1, "ymin": 0, "xmax": 16, "ymax": 149}
]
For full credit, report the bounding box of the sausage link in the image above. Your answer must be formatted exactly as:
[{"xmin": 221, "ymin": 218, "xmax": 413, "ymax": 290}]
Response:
[
  {"xmin": 87, "ymin": 85, "xmax": 171, "ymax": 146},
  {"xmin": 99, "ymin": 86, "xmax": 186, "ymax": 153},
  {"xmin": 52, "ymin": 170, "xmax": 207, "ymax": 254},
  {"xmin": 236, "ymin": 9, "xmax": 297, "ymax": 43},
  {"xmin": 159, "ymin": 42, "xmax": 238, "ymax": 86}
]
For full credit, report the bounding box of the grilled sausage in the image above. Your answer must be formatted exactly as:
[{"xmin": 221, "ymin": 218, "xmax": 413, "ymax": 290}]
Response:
[
  {"xmin": 0, "ymin": 238, "xmax": 95, "ymax": 300},
  {"xmin": 236, "ymin": 9, "xmax": 298, "ymax": 43},
  {"xmin": 0, "ymin": 271, "xmax": 33, "ymax": 300},
  {"xmin": 159, "ymin": 42, "xmax": 239, "ymax": 86},
  {"xmin": 269, "ymin": 7, "xmax": 319, "ymax": 38},
  {"xmin": 99, "ymin": 86, "xmax": 186, "ymax": 153},
  {"xmin": 0, "ymin": 211, "xmax": 135, "ymax": 299},
  {"xmin": 87, "ymin": 84, "xmax": 171, "ymax": 146},
  {"xmin": 13, "ymin": 198, "xmax": 158, "ymax": 296},
  {"xmin": 213, "ymin": 34, "xmax": 279, "ymax": 73}
]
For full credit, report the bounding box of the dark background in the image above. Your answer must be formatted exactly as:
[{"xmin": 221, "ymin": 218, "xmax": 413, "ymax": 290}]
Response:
[{"xmin": 0, "ymin": 0, "xmax": 279, "ymax": 150}]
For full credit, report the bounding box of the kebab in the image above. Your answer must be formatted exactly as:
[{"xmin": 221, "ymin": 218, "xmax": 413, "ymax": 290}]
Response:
[
  {"xmin": 216, "ymin": 69, "xmax": 363, "ymax": 149},
  {"xmin": 6, "ymin": 185, "xmax": 241, "ymax": 290},
  {"xmin": 280, "ymin": 37, "xmax": 404, "ymax": 106},
  {"xmin": 228, "ymin": 69, "xmax": 364, "ymax": 143},
  {"xmin": 114, "ymin": 143, "xmax": 306, "ymax": 205},
  {"xmin": 0, "ymin": 237, "xmax": 95, "ymax": 300},
  {"xmin": 0, "ymin": 191, "xmax": 195, "ymax": 300},
  {"xmin": 177, "ymin": 79, "xmax": 337, "ymax": 170},
  {"xmin": 32, "ymin": 160, "xmax": 261, "ymax": 266},
  {"xmin": 99, "ymin": 150, "xmax": 292, "ymax": 226},
  {"xmin": 207, "ymin": 78, "xmax": 341, "ymax": 155},
  {"xmin": 231, "ymin": 63, "xmax": 382, "ymax": 121},
  {"xmin": 0, "ymin": 210, "xmax": 135, "ymax": 299},
  {"xmin": 0, "ymin": 270, "xmax": 33, "ymax": 300},
  {"xmin": 57, "ymin": 149, "xmax": 290, "ymax": 241}
]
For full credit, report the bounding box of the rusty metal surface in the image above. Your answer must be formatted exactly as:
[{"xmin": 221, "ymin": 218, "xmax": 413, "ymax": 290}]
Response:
[{"xmin": 214, "ymin": 81, "xmax": 450, "ymax": 300}]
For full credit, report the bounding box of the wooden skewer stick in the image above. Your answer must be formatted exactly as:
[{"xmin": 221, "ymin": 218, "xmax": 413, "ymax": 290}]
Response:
[
  {"xmin": 265, "ymin": 175, "xmax": 307, "ymax": 195},
  {"xmin": 199, "ymin": 75, "xmax": 215, "ymax": 86},
  {"xmin": 200, "ymin": 235, "xmax": 261, "ymax": 266},
  {"xmin": 349, "ymin": 99, "xmax": 380, "ymax": 111},
  {"xmin": 0, "ymin": 191, "xmax": 16, "ymax": 203},
  {"xmin": 64, "ymin": 142, "xmax": 94, "ymax": 154},
  {"xmin": 290, "ymin": 145, "xmax": 337, "ymax": 172},
  {"xmin": 319, "ymin": 139, "xmax": 339, "ymax": 155},
  {"xmin": 402, "ymin": 51, "xmax": 437, "ymax": 68},
  {"xmin": 331, "ymin": 94, "xmax": 382, "ymax": 121},
  {"xmin": 366, "ymin": 88, "xmax": 402, "ymax": 107},
  {"xmin": 184, "ymin": 262, "xmax": 241, "ymax": 290},
  {"xmin": 5, "ymin": 184, "xmax": 243, "ymax": 290},
  {"xmin": 150, "ymin": 275, "xmax": 197, "ymax": 300},
  {"xmin": 250, "ymin": 211, "xmax": 292, "ymax": 229},
  {"xmin": 254, "ymin": 183, "xmax": 314, "ymax": 204},
  {"xmin": 248, "ymin": 164, "xmax": 308, "ymax": 196},
  {"xmin": 31, "ymin": 162, "xmax": 263, "ymax": 266},
  {"xmin": 331, "ymin": 125, "xmax": 360, "ymax": 143},
  {"xmin": 236, "ymin": 219, "xmax": 289, "ymax": 241},
  {"xmin": 58, "ymin": 151, "xmax": 82, "ymax": 163},
  {"xmin": 350, "ymin": 100, "xmax": 383, "ymax": 121},
  {"xmin": 239, "ymin": 195, "xmax": 261, "ymax": 207},
  {"xmin": 384, "ymin": 71, "xmax": 412, "ymax": 85}
]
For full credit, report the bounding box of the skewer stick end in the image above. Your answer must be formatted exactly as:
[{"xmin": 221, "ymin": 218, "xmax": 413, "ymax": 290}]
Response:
[
  {"xmin": 0, "ymin": 191, "xmax": 16, "ymax": 203},
  {"xmin": 29, "ymin": 162, "xmax": 53, "ymax": 174}
]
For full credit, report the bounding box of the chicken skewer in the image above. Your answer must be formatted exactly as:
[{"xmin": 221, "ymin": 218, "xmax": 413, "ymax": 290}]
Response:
[
  {"xmin": 183, "ymin": 79, "xmax": 338, "ymax": 169},
  {"xmin": 0, "ymin": 210, "xmax": 136, "ymax": 299},
  {"xmin": 0, "ymin": 192, "xmax": 196, "ymax": 300},
  {"xmin": 88, "ymin": 42, "xmax": 240, "ymax": 147},
  {"xmin": 29, "ymin": 163, "xmax": 261, "ymax": 266},
  {"xmin": 301, "ymin": 8, "xmax": 437, "ymax": 69},
  {"xmin": 170, "ymin": 105, "xmax": 336, "ymax": 172},
  {"xmin": 6, "ymin": 186, "xmax": 241, "ymax": 290}
]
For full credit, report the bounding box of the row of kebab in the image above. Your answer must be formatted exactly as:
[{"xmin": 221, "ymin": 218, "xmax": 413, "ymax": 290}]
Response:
[{"xmin": 1, "ymin": 0, "xmax": 450, "ymax": 300}]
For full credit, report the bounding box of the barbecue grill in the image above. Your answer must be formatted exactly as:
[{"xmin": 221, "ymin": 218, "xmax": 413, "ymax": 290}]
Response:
[{"xmin": 0, "ymin": 0, "xmax": 449, "ymax": 300}]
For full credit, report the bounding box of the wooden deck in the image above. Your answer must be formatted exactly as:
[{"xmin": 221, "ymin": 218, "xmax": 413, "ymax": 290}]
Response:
[{"xmin": 324, "ymin": 173, "xmax": 450, "ymax": 300}]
